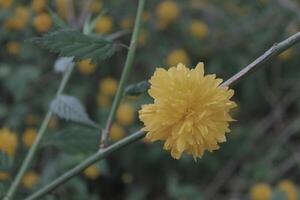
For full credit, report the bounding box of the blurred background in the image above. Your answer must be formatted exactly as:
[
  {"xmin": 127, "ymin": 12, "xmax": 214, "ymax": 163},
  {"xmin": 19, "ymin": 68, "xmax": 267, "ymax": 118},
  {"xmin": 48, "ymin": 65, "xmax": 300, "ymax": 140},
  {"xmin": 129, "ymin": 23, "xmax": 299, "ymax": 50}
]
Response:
[{"xmin": 0, "ymin": 0, "xmax": 300, "ymax": 199}]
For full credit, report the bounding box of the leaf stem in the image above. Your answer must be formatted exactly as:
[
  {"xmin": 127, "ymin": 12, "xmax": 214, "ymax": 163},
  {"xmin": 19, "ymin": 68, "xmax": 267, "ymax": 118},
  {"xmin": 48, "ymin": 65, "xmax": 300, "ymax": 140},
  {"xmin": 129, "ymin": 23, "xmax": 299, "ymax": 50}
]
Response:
[
  {"xmin": 100, "ymin": 0, "xmax": 146, "ymax": 148},
  {"xmin": 3, "ymin": 63, "xmax": 75, "ymax": 200},
  {"xmin": 25, "ymin": 131, "xmax": 146, "ymax": 200}
]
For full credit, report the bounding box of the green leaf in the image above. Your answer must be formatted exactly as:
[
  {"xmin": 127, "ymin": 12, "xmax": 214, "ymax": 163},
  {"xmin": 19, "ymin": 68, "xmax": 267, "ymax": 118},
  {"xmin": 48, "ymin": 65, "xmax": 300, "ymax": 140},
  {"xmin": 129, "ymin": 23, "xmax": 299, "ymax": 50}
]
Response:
[
  {"xmin": 43, "ymin": 127, "xmax": 99, "ymax": 154},
  {"xmin": 30, "ymin": 29, "xmax": 117, "ymax": 63},
  {"xmin": 50, "ymin": 95, "xmax": 98, "ymax": 128},
  {"xmin": 125, "ymin": 81, "xmax": 150, "ymax": 96}
]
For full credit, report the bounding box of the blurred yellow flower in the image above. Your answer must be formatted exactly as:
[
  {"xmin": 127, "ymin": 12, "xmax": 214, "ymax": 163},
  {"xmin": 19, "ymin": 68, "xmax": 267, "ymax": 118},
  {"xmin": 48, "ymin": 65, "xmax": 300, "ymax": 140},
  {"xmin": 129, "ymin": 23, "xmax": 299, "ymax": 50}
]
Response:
[
  {"xmin": 122, "ymin": 172, "xmax": 133, "ymax": 184},
  {"xmin": 22, "ymin": 171, "xmax": 39, "ymax": 189},
  {"xmin": 120, "ymin": 16, "xmax": 134, "ymax": 30},
  {"xmin": 6, "ymin": 42, "xmax": 21, "ymax": 55},
  {"xmin": 278, "ymin": 180, "xmax": 297, "ymax": 200},
  {"xmin": 89, "ymin": 0, "xmax": 103, "ymax": 14},
  {"xmin": 0, "ymin": 0, "xmax": 12, "ymax": 8},
  {"xmin": 77, "ymin": 59, "xmax": 96, "ymax": 75},
  {"xmin": 84, "ymin": 165, "xmax": 100, "ymax": 180},
  {"xmin": 32, "ymin": 0, "xmax": 47, "ymax": 13},
  {"xmin": 250, "ymin": 183, "xmax": 272, "ymax": 200},
  {"xmin": 55, "ymin": 0, "xmax": 67, "ymax": 19},
  {"xmin": 116, "ymin": 103, "xmax": 135, "ymax": 126},
  {"xmin": 138, "ymin": 29, "xmax": 148, "ymax": 46},
  {"xmin": 0, "ymin": 172, "xmax": 10, "ymax": 181},
  {"xmin": 26, "ymin": 115, "xmax": 39, "ymax": 126},
  {"xmin": 278, "ymin": 49, "xmax": 293, "ymax": 61},
  {"xmin": 33, "ymin": 13, "xmax": 53, "ymax": 33},
  {"xmin": 0, "ymin": 128, "xmax": 18, "ymax": 157},
  {"xmin": 139, "ymin": 63, "xmax": 236, "ymax": 159},
  {"xmin": 95, "ymin": 16, "xmax": 113, "ymax": 34},
  {"xmin": 190, "ymin": 20, "xmax": 209, "ymax": 40},
  {"xmin": 22, "ymin": 128, "xmax": 37, "ymax": 148},
  {"xmin": 97, "ymin": 93, "xmax": 111, "ymax": 107},
  {"xmin": 142, "ymin": 12, "xmax": 150, "ymax": 22},
  {"xmin": 4, "ymin": 6, "xmax": 29, "ymax": 31},
  {"xmin": 167, "ymin": 49, "xmax": 190, "ymax": 67},
  {"xmin": 156, "ymin": 1, "xmax": 180, "ymax": 23},
  {"xmin": 110, "ymin": 123, "xmax": 125, "ymax": 142},
  {"xmin": 99, "ymin": 78, "xmax": 118, "ymax": 97}
]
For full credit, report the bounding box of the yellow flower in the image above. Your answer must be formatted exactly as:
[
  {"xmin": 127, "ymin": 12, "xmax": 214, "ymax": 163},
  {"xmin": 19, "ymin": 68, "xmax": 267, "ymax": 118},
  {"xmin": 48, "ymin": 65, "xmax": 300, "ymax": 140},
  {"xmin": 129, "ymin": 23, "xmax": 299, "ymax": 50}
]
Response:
[
  {"xmin": 99, "ymin": 78, "xmax": 118, "ymax": 96},
  {"xmin": 55, "ymin": 0, "xmax": 67, "ymax": 19},
  {"xmin": 110, "ymin": 123, "xmax": 125, "ymax": 142},
  {"xmin": 278, "ymin": 180, "xmax": 297, "ymax": 200},
  {"xmin": 250, "ymin": 183, "xmax": 272, "ymax": 200},
  {"xmin": 156, "ymin": 1, "xmax": 180, "ymax": 23},
  {"xmin": 139, "ymin": 63, "xmax": 236, "ymax": 159},
  {"xmin": 6, "ymin": 42, "xmax": 21, "ymax": 55},
  {"xmin": 0, "ymin": 172, "xmax": 10, "ymax": 181},
  {"xmin": 32, "ymin": 0, "xmax": 47, "ymax": 13},
  {"xmin": 33, "ymin": 13, "xmax": 53, "ymax": 33},
  {"xmin": 84, "ymin": 165, "xmax": 100, "ymax": 180},
  {"xmin": 116, "ymin": 103, "xmax": 135, "ymax": 126},
  {"xmin": 0, "ymin": 128, "xmax": 18, "ymax": 157},
  {"xmin": 120, "ymin": 16, "xmax": 134, "ymax": 30},
  {"xmin": 89, "ymin": 0, "xmax": 103, "ymax": 14},
  {"xmin": 122, "ymin": 173, "xmax": 133, "ymax": 184},
  {"xmin": 77, "ymin": 59, "xmax": 96, "ymax": 75},
  {"xmin": 138, "ymin": 29, "xmax": 148, "ymax": 46},
  {"xmin": 190, "ymin": 20, "xmax": 209, "ymax": 40},
  {"xmin": 95, "ymin": 16, "xmax": 113, "ymax": 34},
  {"xmin": 0, "ymin": 0, "xmax": 12, "ymax": 8},
  {"xmin": 22, "ymin": 171, "xmax": 39, "ymax": 189},
  {"xmin": 167, "ymin": 49, "xmax": 190, "ymax": 67},
  {"xmin": 278, "ymin": 49, "xmax": 293, "ymax": 61},
  {"xmin": 97, "ymin": 93, "xmax": 111, "ymax": 107},
  {"xmin": 25, "ymin": 114, "xmax": 39, "ymax": 126},
  {"xmin": 22, "ymin": 128, "xmax": 37, "ymax": 148},
  {"xmin": 4, "ymin": 6, "xmax": 29, "ymax": 31}
]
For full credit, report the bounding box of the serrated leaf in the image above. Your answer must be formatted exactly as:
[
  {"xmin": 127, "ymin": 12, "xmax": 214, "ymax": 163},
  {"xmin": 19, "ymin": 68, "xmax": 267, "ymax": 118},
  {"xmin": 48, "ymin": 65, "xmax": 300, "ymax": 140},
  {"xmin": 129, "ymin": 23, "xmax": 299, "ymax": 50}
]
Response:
[
  {"xmin": 125, "ymin": 80, "xmax": 150, "ymax": 96},
  {"xmin": 50, "ymin": 95, "xmax": 98, "ymax": 128},
  {"xmin": 42, "ymin": 127, "xmax": 99, "ymax": 154},
  {"xmin": 30, "ymin": 29, "xmax": 117, "ymax": 63}
]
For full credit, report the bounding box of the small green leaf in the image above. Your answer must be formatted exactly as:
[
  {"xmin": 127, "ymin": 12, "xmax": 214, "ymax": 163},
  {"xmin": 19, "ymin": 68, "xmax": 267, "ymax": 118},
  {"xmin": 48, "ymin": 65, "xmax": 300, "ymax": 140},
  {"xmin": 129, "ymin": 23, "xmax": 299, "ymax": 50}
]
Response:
[
  {"xmin": 30, "ymin": 29, "xmax": 117, "ymax": 63},
  {"xmin": 43, "ymin": 127, "xmax": 99, "ymax": 154},
  {"xmin": 50, "ymin": 95, "xmax": 98, "ymax": 128},
  {"xmin": 125, "ymin": 81, "xmax": 150, "ymax": 96}
]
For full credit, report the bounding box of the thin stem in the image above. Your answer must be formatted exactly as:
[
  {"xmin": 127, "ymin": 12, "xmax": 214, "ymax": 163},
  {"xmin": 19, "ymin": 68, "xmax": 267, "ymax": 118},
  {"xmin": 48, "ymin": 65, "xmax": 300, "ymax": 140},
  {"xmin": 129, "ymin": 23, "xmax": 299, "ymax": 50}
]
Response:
[
  {"xmin": 100, "ymin": 0, "xmax": 146, "ymax": 148},
  {"xmin": 3, "ymin": 64, "xmax": 75, "ymax": 200},
  {"xmin": 25, "ymin": 131, "xmax": 146, "ymax": 200},
  {"xmin": 221, "ymin": 32, "xmax": 300, "ymax": 87},
  {"xmin": 23, "ymin": 31, "xmax": 300, "ymax": 200}
]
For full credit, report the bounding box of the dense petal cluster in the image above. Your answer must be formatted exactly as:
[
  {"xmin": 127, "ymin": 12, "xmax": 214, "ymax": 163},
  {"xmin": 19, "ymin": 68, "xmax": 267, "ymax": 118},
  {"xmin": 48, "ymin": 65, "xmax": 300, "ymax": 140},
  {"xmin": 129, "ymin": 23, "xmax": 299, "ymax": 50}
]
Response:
[
  {"xmin": 139, "ymin": 63, "xmax": 236, "ymax": 159},
  {"xmin": 250, "ymin": 183, "xmax": 272, "ymax": 200}
]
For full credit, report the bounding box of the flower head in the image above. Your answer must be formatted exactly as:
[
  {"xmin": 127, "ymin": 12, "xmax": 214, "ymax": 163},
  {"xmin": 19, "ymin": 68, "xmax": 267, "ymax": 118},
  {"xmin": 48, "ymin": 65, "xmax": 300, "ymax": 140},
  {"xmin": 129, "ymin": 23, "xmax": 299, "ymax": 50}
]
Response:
[
  {"xmin": 77, "ymin": 59, "xmax": 96, "ymax": 75},
  {"xmin": 32, "ymin": 0, "xmax": 47, "ymax": 13},
  {"xmin": 22, "ymin": 128, "xmax": 37, "ymax": 148},
  {"xmin": 110, "ymin": 123, "xmax": 125, "ymax": 142},
  {"xmin": 116, "ymin": 103, "xmax": 135, "ymax": 126},
  {"xmin": 190, "ymin": 20, "xmax": 209, "ymax": 40},
  {"xmin": 250, "ymin": 183, "xmax": 272, "ymax": 200},
  {"xmin": 6, "ymin": 42, "xmax": 21, "ymax": 55},
  {"xmin": 33, "ymin": 13, "xmax": 53, "ymax": 33},
  {"xmin": 84, "ymin": 165, "xmax": 100, "ymax": 180},
  {"xmin": 95, "ymin": 16, "xmax": 113, "ymax": 34},
  {"xmin": 120, "ymin": 16, "xmax": 134, "ymax": 30},
  {"xmin": 22, "ymin": 171, "xmax": 39, "ymax": 189},
  {"xmin": 167, "ymin": 49, "xmax": 190, "ymax": 67},
  {"xmin": 139, "ymin": 63, "xmax": 236, "ymax": 159},
  {"xmin": 89, "ymin": 0, "xmax": 102, "ymax": 14},
  {"xmin": 0, "ymin": 0, "xmax": 12, "ymax": 8},
  {"xmin": 99, "ymin": 78, "xmax": 118, "ymax": 96},
  {"xmin": 4, "ymin": 6, "xmax": 29, "ymax": 31},
  {"xmin": 156, "ymin": 1, "xmax": 180, "ymax": 23},
  {"xmin": 278, "ymin": 180, "xmax": 297, "ymax": 200},
  {"xmin": 0, "ymin": 128, "xmax": 18, "ymax": 157},
  {"xmin": 0, "ymin": 172, "xmax": 10, "ymax": 181}
]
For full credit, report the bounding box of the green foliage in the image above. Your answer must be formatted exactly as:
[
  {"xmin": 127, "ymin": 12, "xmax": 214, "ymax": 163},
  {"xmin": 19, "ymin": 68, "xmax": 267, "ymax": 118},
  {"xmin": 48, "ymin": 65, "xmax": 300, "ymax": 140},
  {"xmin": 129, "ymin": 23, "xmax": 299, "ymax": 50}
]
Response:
[
  {"xmin": 43, "ymin": 126, "xmax": 99, "ymax": 154},
  {"xmin": 125, "ymin": 81, "xmax": 150, "ymax": 96},
  {"xmin": 0, "ymin": 151, "xmax": 12, "ymax": 171},
  {"xmin": 50, "ymin": 95, "xmax": 99, "ymax": 128},
  {"xmin": 30, "ymin": 29, "xmax": 117, "ymax": 63}
]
